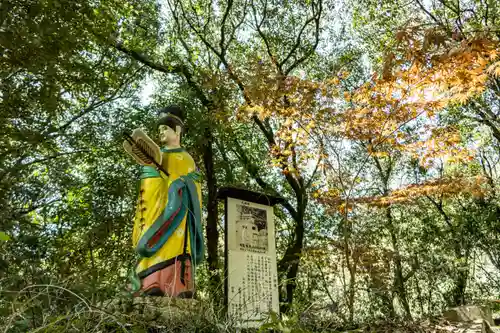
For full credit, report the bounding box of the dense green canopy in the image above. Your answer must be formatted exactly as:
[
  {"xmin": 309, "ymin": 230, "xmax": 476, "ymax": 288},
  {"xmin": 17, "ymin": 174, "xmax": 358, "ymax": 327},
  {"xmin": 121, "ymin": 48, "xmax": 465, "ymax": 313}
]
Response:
[{"xmin": 1, "ymin": 0, "xmax": 500, "ymax": 331}]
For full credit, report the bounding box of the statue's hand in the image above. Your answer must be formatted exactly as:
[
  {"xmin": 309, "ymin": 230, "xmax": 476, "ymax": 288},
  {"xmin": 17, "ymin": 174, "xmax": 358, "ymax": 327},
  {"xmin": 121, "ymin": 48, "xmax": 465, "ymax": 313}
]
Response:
[{"xmin": 123, "ymin": 129, "xmax": 162, "ymax": 167}]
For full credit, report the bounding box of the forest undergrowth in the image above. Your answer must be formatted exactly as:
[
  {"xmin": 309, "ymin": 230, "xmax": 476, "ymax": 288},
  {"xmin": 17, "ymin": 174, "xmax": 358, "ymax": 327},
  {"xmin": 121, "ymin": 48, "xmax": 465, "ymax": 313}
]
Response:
[{"xmin": 1, "ymin": 282, "xmax": 497, "ymax": 333}]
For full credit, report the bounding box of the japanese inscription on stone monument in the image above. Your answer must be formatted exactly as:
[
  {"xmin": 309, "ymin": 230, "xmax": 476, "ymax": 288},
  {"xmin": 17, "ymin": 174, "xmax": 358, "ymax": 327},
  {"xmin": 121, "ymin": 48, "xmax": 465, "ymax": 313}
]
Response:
[{"xmin": 226, "ymin": 197, "xmax": 279, "ymax": 328}]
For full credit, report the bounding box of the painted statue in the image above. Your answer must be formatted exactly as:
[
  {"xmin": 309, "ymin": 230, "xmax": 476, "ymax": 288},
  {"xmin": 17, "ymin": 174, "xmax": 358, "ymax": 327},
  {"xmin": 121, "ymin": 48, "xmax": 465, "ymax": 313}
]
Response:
[{"xmin": 123, "ymin": 105, "xmax": 204, "ymax": 298}]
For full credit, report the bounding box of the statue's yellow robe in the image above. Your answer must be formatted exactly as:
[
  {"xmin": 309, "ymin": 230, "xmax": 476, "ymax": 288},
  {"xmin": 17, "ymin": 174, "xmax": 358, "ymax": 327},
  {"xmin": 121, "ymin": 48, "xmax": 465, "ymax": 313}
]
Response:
[{"xmin": 132, "ymin": 147, "xmax": 201, "ymax": 276}]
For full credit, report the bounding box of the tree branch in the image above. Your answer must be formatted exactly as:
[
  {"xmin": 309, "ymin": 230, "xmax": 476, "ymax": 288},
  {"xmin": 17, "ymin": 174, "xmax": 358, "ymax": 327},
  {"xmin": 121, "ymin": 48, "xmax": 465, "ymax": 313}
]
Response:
[
  {"xmin": 291, "ymin": 144, "xmax": 303, "ymax": 187},
  {"xmin": 167, "ymin": 0, "xmax": 195, "ymax": 63},
  {"xmin": 54, "ymin": 98, "xmax": 115, "ymax": 134},
  {"xmin": 281, "ymin": 0, "xmax": 323, "ymax": 75},
  {"xmin": 226, "ymin": 0, "xmax": 249, "ymax": 49},
  {"xmin": 232, "ymin": 137, "xmax": 299, "ymax": 221},
  {"xmin": 54, "ymin": 64, "xmax": 142, "ymax": 134},
  {"xmin": 251, "ymin": 0, "xmax": 278, "ymax": 71},
  {"xmin": 178, "ymin": 1, "xmax": 222, "ymax": 59},
  {"xmin": 425, "ymin": 195, "xmax": 454, "ymax": 230},
  {"xmin": 11, "ymin": 198, "xmax": 62, "ymax": 221},
  {"xmin": 214, "ymin": 137, "xmax": 235, "ymax": 183},
  {"xmin": 178, "ymin": 0, "xmax": 251, "ymax": 104},
  {"xmin": 219, "ymin": 0, "xmax": 234, "ymax": 56},
  {"xmin": 251, "ymin": 115, "xmax": 303, "ymax": 197},
  {"xmin": 18, "ymin": 150, "xmax": 90, "ymax": 169},
  {"xmin": 305, "ymin": 149, "xmax": 323, "ymax": 189},
  {"xmin": 465, "ymin": 111, "xmax": 500, "ymax": 143},
  {"xmin": 115, "ymin": 41, "xmax": 185, "ymax": 75},
  {"xmin": 114, "ymin": 40, "xmax": 212, "ymax": 108},
  {"xmin": 415, "ymin": 0, "xmax": 449, "ymax": 33}
]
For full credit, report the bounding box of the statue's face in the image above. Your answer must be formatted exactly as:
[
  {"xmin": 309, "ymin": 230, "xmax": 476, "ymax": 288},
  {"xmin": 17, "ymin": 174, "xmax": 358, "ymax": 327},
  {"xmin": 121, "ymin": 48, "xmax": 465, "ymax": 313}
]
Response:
[{"xmin": 159, "ymin": 124, "xmax": 181, "ymax": 145}]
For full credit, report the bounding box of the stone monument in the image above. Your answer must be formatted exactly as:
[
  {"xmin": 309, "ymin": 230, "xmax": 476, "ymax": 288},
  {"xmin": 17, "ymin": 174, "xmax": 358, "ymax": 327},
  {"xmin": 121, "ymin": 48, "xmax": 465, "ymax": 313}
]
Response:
[{"xmin": 217, "ymin": 187, "xmax": 283, "ymax": 328}]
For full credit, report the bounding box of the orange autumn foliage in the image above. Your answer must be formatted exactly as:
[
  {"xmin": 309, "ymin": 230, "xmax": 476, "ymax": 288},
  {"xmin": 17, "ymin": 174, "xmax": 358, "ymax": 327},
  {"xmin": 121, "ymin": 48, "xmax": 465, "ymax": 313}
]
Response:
[
  {"xmin": 342, "ymin": 31, "xmax": 499, "ymax": 164},
  {"xmin": 237, "ymin": 57, "xmax": 339, "ymax": 172},
  {"xmin": 240, "ymin": 32, "xmax": 498, "ymax": 156},
  {"xmin": 233, "ymin": 28, "xmax": 498, "ymax": 213},
  {"xmin": 318, "ymin": 175, "xmax": 489, "ymax": 212}
]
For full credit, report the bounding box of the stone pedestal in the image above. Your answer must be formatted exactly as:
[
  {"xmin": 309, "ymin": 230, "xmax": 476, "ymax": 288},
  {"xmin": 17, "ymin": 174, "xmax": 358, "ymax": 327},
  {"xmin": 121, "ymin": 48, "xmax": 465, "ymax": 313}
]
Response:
[
  {"xmin": 483, "ymin": 320, "xmax": 500, "ymax": 333},
  {"xmin": 104, "ymin": 296, "xmax": 212, "ymax": 323},
  {"xmin": 443, "ymin": 306, "xmax": 493, "ymax": 325}
]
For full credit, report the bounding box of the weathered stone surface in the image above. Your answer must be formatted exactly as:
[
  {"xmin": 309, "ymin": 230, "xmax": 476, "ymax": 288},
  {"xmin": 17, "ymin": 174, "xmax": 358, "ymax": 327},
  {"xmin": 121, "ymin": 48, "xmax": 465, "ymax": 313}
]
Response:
[
  {"xmin": 102, "ymin": 296, "xmax": 215, "ymax": 323},
  {"xmin": 443, "ymin": 306, "xmax": 493, "ymax": 325},
  {"xmin": 434, "ymin": 320, "xmax": 483, "ymax": 333},
  {"xmin": 483, "ymin": 320, "xmax": 500, "ymax": 333}
]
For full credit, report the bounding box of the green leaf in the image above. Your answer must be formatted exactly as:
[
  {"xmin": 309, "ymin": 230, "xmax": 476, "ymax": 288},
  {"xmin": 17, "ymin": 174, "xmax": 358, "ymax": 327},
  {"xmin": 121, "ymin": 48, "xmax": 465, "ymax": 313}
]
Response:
[{"xmin": 0, "ymin": 231, "xmax": 11, "ymax": 242}]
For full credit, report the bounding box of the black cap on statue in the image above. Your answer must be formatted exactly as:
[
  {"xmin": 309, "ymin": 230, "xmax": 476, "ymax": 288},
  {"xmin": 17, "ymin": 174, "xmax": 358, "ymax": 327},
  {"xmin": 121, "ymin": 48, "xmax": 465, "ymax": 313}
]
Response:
[{"xmin": 157, "ymin": 104, "xmax": 185, "ymax": 133}]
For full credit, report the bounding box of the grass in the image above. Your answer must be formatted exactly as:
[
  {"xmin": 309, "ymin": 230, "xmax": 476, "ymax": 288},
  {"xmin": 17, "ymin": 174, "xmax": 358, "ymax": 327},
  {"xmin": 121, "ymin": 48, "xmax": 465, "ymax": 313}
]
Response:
[{"xmin": 2, "ymin": 283, "xmax": 497, "ymax": 332}]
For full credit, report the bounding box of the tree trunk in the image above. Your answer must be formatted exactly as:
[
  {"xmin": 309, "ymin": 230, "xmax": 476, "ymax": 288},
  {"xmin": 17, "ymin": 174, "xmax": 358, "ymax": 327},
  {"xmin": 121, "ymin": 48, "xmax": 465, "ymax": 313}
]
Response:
[
  {"xmin": 201, "ymin": 128, "xmax": 221, "ymax": 296},
  {"xmin": 340, "ymin": 214, "xmax": 356, "ymax": 324},
  {"xmin": 452, "ymin": 271, "xmax": 467, "ymax": 306},
  {"xmin": 451, "ymin": 245, "xmax": 469, "ymax": 306},
  {"xmin": 372, "ymin": 152, "xmax": 412, "ymax": 320},
  {"xmin": 386, "ymin": 207, "xmax": 412, "ymax": 320},
  {"xmin": 279, "ymin": 220, "xmax": 305, "ymax": 313},
  {"xmin": 368, "ymin": 272, "xmax": 395, "ymax": 318},
  {"xmin": 279, "ymin": 195, "xmax": 307, "ymax": 313},
  {"xmin": 347, "ymin": 259, "xmax": 357, "ymax": 324},
  {"xmin": 414, "ymin": 256, "xmax": 425, "ymax": 315}
]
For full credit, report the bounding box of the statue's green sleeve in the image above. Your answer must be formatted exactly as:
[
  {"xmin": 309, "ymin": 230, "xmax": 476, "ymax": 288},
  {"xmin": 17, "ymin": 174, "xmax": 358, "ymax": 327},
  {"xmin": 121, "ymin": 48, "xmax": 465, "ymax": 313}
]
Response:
[{"xmin": 139, "ymin": 166, "xmax": 161, "ymax": 179}]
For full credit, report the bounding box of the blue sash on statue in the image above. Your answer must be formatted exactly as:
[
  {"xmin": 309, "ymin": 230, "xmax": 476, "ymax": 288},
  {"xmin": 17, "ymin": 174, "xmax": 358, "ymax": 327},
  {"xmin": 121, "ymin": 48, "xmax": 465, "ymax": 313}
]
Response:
[{"xmin": 135, "ymin": 173, "xmax": 204, "ymax": 267}]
